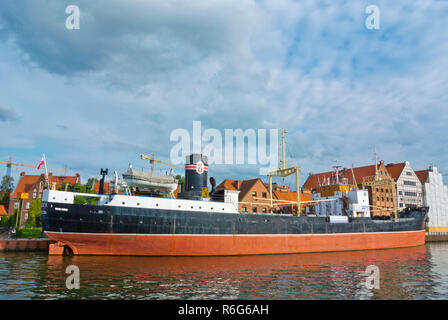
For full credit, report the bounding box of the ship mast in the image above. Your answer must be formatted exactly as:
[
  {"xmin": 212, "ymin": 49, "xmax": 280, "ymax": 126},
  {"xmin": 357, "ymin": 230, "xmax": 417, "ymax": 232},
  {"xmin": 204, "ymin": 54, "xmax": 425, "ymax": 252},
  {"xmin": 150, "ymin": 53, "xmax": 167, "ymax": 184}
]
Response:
[{"xmin": 268, "ymin": 129, "xmax": 301, "ymax": 214}]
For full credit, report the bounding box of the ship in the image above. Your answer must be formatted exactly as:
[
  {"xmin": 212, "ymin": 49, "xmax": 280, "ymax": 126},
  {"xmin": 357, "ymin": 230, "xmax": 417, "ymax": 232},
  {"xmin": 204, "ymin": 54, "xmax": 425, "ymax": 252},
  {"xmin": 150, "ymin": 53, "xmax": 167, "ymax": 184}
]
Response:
[{"xmin": 41, "ymin": 153, "xmax": 427, "ymax": 256}]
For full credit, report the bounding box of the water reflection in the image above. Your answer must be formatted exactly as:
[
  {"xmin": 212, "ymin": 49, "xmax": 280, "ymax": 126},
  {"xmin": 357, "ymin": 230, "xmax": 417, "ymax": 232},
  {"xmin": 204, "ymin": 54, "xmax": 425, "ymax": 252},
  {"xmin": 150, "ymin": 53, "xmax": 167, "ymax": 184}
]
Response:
[{"xmin": 0, "ymin": 244, "xmax": 445, "ymax": 299}]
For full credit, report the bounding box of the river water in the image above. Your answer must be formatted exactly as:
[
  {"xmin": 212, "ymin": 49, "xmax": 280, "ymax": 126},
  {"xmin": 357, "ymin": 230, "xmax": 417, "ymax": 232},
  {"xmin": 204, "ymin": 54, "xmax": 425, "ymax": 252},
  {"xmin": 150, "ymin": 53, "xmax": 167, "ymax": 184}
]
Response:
[{"xmin": 1, "ymin": 243, "xmax": 448, "ymax": 300}]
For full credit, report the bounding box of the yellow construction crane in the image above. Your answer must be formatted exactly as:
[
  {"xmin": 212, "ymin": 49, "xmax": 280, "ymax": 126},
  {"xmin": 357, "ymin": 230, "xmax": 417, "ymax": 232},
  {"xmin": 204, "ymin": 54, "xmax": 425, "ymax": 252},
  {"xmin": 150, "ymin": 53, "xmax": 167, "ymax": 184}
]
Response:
[
  {"xmin": 140, "ymin": 153, "xmax": 183, "ymax": 173},
  {"xmin": 1, "ymin": 156, "xmax": 66, "ymax": 176}
]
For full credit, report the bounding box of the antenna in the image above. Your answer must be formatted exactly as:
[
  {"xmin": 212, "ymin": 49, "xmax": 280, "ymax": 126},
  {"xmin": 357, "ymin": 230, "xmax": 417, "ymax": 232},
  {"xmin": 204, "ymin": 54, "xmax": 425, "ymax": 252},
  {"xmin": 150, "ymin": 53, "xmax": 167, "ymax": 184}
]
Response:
[
  {"xmin": 351, "ymin": 164, "xmax": 357, "ymax": 186},
  {"xmin": 374, "ymin": 146, "xmax": 378, "ymax": 178},
  {"xmin": 333, "ymin": 160, "xmax": 341, "ymax": 185},
  {"xmin": 281, "ymin": 129, "xmax": 287, "ymax": 169}
]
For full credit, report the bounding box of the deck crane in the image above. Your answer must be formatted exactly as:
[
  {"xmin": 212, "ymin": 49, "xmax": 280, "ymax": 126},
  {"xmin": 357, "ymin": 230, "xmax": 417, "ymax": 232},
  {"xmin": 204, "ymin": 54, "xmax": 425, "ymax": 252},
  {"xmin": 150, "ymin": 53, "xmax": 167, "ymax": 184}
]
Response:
[
  {"xmin": 0, "ymin": 156, "xmax": 67, "ymax": 177},
  {"xmin": 140, "ymin": 153, "xmax": 183, "ymax": 174}
]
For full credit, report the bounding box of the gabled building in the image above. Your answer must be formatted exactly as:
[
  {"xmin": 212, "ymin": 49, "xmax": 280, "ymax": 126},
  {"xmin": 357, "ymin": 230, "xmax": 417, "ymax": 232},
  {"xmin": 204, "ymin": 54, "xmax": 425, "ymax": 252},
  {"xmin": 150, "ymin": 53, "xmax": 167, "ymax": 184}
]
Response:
[
  {"xmin": 386, "ymin": 162, "xmax": 423, "ymax": 209},
  {"xmin": 415, "ymin": 166, "xmax": 448, "ymax": 232},
  {"xmin": 8, "ymin": 172, "xmax": 81, "ymax": 225},
  {"xmin": 303, "ymin": 161, "xmax": 396, "ymax": 217},
  {"xmin": 216, "ymin": 178, "xmax": 311, "ymax": 214}
]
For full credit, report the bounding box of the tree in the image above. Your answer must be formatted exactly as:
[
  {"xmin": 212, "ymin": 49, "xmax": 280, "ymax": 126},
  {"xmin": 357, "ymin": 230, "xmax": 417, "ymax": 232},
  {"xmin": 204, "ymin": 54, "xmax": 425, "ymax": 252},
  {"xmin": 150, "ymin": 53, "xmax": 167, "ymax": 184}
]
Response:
[
  {"xmin": 0, "ymin": 176, "xmax": 14, "ymax": 192},
  {"xmin": 175, "ymin": 175, "xmax": 185, "ymax": 192},
  {"xmin": 27, "ymin": 198, "xmax": 42, "ymax": 227},
  {"xmin": 86, "ymin": 178, "xmax": 98, "ymax": 192},
  {"xmin": 0, "ymin": 215, "xmax": 8, "ymax": 227}
]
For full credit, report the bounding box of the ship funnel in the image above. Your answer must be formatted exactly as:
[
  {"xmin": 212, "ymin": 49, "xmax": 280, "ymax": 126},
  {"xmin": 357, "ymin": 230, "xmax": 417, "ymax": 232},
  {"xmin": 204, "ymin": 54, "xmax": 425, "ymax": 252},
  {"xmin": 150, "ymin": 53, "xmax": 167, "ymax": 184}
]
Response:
[{"xmin": 178, "ymin": 154, "xmax": 208, "ymax": 200}]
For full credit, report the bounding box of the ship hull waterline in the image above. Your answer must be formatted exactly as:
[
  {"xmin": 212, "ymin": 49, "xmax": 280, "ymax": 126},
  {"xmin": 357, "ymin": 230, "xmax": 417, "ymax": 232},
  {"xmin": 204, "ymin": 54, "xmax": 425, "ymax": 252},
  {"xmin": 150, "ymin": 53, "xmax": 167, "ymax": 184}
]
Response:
[{"xmin": 46, "ymin": 230, "xmax": 425, "ymax": 256}]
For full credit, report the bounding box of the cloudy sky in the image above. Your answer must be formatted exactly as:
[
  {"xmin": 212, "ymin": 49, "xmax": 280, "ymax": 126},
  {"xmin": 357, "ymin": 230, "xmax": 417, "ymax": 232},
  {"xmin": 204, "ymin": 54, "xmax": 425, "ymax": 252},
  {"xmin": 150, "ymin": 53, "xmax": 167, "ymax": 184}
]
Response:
[{"xmin": 0, "ymin": 0, "xmax": 447, "ymax": 187}]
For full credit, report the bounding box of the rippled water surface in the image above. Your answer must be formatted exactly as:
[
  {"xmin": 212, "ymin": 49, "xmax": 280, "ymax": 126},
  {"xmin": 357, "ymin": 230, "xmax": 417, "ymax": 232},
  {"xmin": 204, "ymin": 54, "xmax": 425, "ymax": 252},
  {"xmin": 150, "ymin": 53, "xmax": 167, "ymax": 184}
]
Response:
[{"xmin": 1, "ymin": 243, "xmax": 448, "ymax": 299}]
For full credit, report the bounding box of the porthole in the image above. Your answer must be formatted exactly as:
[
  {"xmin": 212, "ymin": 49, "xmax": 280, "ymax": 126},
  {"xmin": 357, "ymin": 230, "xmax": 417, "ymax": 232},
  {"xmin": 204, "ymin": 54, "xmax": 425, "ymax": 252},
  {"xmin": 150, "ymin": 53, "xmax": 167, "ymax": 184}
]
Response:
[
  {"xmin": 199, "ymin": 207, "xmax": 202, "ymax": 209},
  {"xmin": 178, "ymin": 205, "xmax": 181, "ymax": 208},
  {"xmin": 122, "ymin": 202, "xmax": 125, "ymax": 205},
  {"xmin": 137, "ymin": 203, "xmax": 140, "ymax": 206},
  {"xmin": 156, "ymin": 204, "xmax": 159, "ymax": 207},
  {"xmin": 211, "ymin": 207, "xmax": 213, "ymax": 210},
  {"xmin": 191, "ymin": 206, "xmax": 194, "ymax": 209},
  {"xmin": 222, "ymin": 208, "xmax": 225, "ymax": 211}
]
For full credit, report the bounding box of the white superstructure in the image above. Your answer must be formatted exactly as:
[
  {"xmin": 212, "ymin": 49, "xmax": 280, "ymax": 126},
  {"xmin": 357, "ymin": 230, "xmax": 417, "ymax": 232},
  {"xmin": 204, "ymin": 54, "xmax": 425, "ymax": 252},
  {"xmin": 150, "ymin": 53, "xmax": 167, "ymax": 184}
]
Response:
[
  {"xmin": 42, "ymin": 190, "xmax": 239, "ymax": 214},
  {"xmin": 310, "ymin": 189, "xmax": 370, "ymax": 218},
  {"xmin": 422, "ymin": 166, "xmax": 448, "ymax": 231}
]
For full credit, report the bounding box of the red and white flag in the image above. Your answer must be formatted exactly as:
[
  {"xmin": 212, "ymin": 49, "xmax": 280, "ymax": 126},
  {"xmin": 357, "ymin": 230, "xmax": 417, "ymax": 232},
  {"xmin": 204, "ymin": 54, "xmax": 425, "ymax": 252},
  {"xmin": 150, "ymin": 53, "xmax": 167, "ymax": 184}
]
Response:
[{"xmin": 37, "ymin": 156, "xmax": 45, "ymax": 170}]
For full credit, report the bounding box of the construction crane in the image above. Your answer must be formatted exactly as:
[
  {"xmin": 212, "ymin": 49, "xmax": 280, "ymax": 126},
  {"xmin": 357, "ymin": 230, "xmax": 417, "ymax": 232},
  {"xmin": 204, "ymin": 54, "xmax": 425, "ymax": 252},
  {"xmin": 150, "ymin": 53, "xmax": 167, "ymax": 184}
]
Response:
[
  {"xmin": 140, "ymin": 153, "xmax": 183, "ymax": 174},
  {"xmin": 1, "ymin": 156, "xmax": 67, "ymax": 177}
]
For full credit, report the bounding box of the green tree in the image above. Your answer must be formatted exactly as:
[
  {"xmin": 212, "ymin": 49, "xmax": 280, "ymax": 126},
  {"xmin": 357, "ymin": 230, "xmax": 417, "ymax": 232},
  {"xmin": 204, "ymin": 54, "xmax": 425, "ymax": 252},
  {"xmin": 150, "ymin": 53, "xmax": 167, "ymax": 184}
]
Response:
[
  {"xmin": 175, "ymin": 175, "xmax": 185, "ymax": 192},
  {"xmin": 86, "ymin": 178, "xmax": 98, "ymax": 192},
  {"xmin": 8, "ymin": 209, "xmax": 18, "ymax": 228},
  {"xmin": 0, "ymin": 176, "xmax": 14, "ymax": 192},
  {"xmin": 0, "ymin": 215, "xmax": 8, "ymax": 227},
  {"xmin": 27, "ymin": 198, "xmax": 42, "ymax": 227}
]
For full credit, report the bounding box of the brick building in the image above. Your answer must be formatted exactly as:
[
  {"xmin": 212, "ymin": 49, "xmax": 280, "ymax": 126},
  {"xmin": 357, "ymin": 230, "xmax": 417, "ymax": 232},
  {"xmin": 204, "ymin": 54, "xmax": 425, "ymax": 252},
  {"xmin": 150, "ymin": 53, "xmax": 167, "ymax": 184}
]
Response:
[
  {"xmin": 216, "ymin": 178, "xmax": 310, "ymax": 214},
  {"xmin": 386, "ymin": 162, "xmax": 423, "ymax": 209},
  {"xmin": 8, "ymin": 172, "xmax": 81, "ymax": 225},
  {"xmin": 303, "ymin": 161, "xmax": 396, "ymax": 217}
]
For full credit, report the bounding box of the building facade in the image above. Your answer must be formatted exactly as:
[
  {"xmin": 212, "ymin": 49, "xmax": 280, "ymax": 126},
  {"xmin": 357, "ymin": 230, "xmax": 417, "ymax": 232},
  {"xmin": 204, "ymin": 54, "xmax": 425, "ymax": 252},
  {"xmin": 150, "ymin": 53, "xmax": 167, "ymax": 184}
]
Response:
[
  {"xmin": 215, "ymin": 178, "xmax": 309, "ymax": 214},
  {"xmin": 386, "ymin": 162, "xmax": 423, "ymax": 209},
  {"xmin": 303, "ymin": 160, "xmax": 396, "ymax": 217},
  {"xmin": 415, "ymin": 166, "xmax": 448, "ymax": 232},
  {"xmin": 8, "ymin": 172, "xmax": 81, "ymax": 225}
]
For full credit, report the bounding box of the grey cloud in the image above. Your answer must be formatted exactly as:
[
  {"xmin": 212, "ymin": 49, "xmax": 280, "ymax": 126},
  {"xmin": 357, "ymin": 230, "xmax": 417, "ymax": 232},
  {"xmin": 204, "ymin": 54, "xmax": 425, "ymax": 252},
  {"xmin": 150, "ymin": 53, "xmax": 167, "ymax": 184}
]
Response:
[
  {"xmin": 0, "ymin": 103, "xmax": 18, "ymax": 122},
  {"xmin": 0, "ymin": 0, "xmax": 260, "ymax": 89}
]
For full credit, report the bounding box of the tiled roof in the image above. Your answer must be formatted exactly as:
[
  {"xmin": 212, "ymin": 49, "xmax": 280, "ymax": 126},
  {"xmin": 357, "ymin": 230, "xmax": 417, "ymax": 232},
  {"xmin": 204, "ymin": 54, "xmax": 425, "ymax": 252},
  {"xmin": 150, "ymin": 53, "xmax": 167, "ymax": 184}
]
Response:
[
  {"xmin": 0, "ymin": 205, "xmax": 7, "ymax": 216},
  {"xmin": 272, "ymin": 190, "xmax": 312, "ymax": 205},
  {"xmin": 93, "ymin": 181, "xmax": 111, "ymax": 194},
  {"xmin": 12, "ymin": 175, "xmax": 42, "ymax": 198},
  {"xmin": 239, "ymin": 179, "xmax": 266, "ymax": 200},
  {"xmin": 385, "ymin": 163, "xmax": 406, "ymax": 181},
  {"xmin": 304, "ymin": 164, "xmax": 379, "ymax": 190},
  {"xmin": 414, "ymin": 169, "xmax": 429, "ymax": 185},
  {"xmin": 216, "ymin": 179, "xmax": 241, "ymax": 191},
  {"xmin": 12, "ymin": 173, "xmax": 81, "ymax": 198}
]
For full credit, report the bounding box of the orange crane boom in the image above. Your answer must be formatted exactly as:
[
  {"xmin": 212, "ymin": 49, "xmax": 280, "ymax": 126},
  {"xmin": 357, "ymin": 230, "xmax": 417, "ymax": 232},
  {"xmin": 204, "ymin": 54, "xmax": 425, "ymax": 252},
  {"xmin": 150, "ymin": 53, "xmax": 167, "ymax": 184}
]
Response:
[
  {"xmin": 140, "ymin": 153, "xmax": 183, "ymax": 173},
  {"xmin": 1, "ymin": 156, "xmax": 66, "ymax": 175}
]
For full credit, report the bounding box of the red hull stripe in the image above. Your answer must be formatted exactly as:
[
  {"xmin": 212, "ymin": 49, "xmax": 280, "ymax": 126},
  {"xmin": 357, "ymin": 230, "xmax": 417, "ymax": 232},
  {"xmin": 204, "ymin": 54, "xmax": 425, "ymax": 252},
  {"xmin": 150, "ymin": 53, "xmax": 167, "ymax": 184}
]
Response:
[
  {"xmin": 46, "ymin": 230, "xmax": 425, "ymax": 256},
  {"xmin": 185, "ymin": 165, "xmax": 208, "ymax": 170}
]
